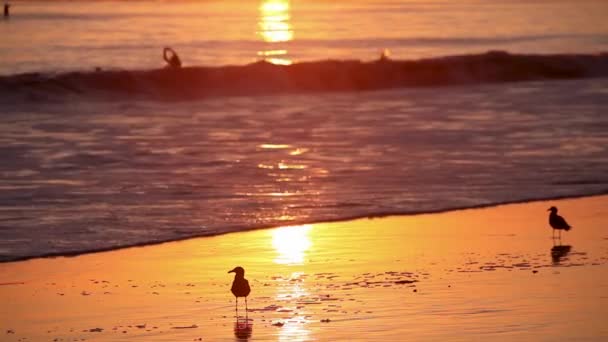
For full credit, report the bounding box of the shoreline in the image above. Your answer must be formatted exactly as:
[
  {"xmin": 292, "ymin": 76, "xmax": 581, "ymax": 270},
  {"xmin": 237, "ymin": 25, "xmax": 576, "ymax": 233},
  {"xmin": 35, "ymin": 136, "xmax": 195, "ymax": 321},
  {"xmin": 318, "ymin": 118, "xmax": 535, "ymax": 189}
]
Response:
[
  {"xmin": 2, "ymin": 191, "xmax": 607, "ymax": 264},
  {"xmin": 1, "ymin": 194, "xmax": 607, "ymax": 341}
]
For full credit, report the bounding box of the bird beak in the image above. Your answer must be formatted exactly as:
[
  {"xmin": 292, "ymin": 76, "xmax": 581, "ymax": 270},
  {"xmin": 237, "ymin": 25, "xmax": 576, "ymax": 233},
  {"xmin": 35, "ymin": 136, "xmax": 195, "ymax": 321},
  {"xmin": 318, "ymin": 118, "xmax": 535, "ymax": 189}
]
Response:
[{"xmin": 228, "ymin": 269, "xmax": 235, "ymax": 273}]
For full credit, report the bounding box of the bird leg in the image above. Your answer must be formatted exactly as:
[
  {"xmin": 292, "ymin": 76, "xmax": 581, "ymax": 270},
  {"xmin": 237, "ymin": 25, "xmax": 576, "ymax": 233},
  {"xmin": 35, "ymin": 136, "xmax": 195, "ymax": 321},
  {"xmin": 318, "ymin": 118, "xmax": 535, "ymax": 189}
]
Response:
[
  {"xmin": 235, "ymin": 297, "xmax": 239, "ymax": 319},
  {"xmin": 245, "ymin": 297, "xmax": 248, "ymax": 320}
]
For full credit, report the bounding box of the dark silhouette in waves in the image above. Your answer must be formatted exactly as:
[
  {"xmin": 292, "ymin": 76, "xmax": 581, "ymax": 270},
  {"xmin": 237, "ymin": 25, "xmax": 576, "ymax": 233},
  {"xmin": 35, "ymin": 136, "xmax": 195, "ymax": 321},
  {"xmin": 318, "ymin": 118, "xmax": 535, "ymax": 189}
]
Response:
[{"xmin": 163, "ymin": 47, "xmax": 182, "ymax": 69}]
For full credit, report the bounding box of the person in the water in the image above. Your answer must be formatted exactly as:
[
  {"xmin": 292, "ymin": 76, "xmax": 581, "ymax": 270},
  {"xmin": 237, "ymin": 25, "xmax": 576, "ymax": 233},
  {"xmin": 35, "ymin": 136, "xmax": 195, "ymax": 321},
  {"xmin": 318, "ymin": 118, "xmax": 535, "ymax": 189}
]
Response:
[{"xmin": 163, "ymin": 47, "xmax": 182, "ymax": 69}]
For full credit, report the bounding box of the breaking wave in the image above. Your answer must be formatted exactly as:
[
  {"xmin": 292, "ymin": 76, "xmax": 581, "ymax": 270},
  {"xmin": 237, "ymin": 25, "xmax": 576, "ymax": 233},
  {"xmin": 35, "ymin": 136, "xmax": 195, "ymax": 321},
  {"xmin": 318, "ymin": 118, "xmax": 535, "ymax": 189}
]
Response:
[{"xmin": 1, "ymin": 51, "xmax": 608, "ymax": 101}]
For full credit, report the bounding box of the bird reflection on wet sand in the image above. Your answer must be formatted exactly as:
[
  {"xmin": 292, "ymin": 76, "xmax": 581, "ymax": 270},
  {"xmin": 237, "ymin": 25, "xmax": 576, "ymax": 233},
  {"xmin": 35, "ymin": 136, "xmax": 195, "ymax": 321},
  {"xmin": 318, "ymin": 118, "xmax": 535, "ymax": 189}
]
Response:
[
  {"xmin": 551, "ymin": 244, "xmax": 572, "ymax": 265},
  {"xmin": 234, "ymin": 317, "xmax": 253, "ymax": 340}
]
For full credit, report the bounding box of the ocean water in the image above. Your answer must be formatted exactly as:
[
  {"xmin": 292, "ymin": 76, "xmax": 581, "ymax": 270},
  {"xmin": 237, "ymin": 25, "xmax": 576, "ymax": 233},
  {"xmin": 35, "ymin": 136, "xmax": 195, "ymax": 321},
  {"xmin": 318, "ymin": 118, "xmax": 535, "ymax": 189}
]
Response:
[
  {"xmin": 1, "ymin": 0, "xmax": 608, "ymax": 261},
  {"xmin": 2, "ymin": 0, "xmax": 608, "ymax": 74}
]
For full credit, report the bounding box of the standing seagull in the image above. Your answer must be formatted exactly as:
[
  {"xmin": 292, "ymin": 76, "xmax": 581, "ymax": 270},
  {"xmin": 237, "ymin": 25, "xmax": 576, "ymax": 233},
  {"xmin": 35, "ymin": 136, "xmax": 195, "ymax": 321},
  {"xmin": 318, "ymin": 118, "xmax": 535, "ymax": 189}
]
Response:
[
  {"xmin": 228, "ymin": 266, "xmax": 251, "ymax": 318},
  {"xmin": 548, "ymin": 206, "xmax": 572, "ymax": 239}
]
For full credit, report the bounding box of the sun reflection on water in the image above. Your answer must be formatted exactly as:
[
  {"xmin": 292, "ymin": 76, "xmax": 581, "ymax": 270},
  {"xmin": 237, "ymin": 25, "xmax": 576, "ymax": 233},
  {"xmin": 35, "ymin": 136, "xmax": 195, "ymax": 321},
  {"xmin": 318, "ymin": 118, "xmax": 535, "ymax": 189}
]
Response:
[
  {"xmin": 277, "ymin": 275, "xmax": 311, "ymax": 341},
  {"xmin": 270, "ymin": 271, "xmax": 311, "ymax": 341},
  {"xmin": 272, "ymin": 226, "xmax": 313, "ymax": 339},
  {"xmin": 259, "ymin": 143, "xmax": 292, "ymax": 149},
  {"xmin": 272, "ymin": 225, "xmax": 312, "ymax": 265},
  {"xmin": 258, "ymin": 0, "xmax": 293, "ymax": 65}
]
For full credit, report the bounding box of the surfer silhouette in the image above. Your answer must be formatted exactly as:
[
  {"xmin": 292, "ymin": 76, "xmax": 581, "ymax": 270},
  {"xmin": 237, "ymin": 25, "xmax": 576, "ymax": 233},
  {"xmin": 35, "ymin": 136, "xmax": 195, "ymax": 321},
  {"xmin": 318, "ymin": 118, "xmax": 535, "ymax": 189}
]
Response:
[{"xmin": 163, "ymin": 47, "xmax": 182, "ymax": 69}]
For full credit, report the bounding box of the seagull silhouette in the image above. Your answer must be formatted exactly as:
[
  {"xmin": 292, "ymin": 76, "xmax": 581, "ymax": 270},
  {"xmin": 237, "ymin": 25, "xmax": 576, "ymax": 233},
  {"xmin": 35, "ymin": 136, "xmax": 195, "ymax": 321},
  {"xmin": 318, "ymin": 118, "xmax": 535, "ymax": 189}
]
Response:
[
  {"xmin": 548, "ymin": 206, "xmax": 571, "ymax": 239},
  {"xmin": 228, "ymin": 266, "xmax": 250, "ymax": 317}
]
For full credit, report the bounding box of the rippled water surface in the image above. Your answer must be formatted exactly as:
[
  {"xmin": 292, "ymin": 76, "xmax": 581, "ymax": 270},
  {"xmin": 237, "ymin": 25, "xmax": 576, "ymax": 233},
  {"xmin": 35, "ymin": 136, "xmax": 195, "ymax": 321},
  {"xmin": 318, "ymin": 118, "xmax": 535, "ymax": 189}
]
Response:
[{"xmin": 1, "ymin": 78, "xmax": 608, "ymax": 260}]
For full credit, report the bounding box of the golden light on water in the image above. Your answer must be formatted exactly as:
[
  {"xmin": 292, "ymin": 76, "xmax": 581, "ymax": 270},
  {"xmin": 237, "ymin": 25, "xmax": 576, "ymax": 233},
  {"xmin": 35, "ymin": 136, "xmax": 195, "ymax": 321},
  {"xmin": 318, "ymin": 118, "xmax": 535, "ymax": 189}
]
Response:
[
  {"xmin": 277, "ymin": 272, "xmax": 311, "ymax": 341},
  {"xmin": 289, "ymin": 148, "xmax": 308, "ymax": 156},
  {"xmin": 261, "ymin": 0, "xmax": 289, "ymax": 13},
  {"xmin": 257, "ymin": 162, "xmax": 307, "ymax": 170},
  {"xmin": 258, "ymin": 0, "xmax": 293, "ymax": 65},
  {"xmin": 272, "ymin": 225, "xmax": 312, "ymax": 265},
  {"xmin": 258, "ymin": 0, "xmax": 293, "ymax": 43},
  {"xmin": 259, "ymin": 143, "xmax": 291, "ymax": 149},
  {"xmin": 278, "ymin": 162, "xmax": 306, "ymax": 169}
]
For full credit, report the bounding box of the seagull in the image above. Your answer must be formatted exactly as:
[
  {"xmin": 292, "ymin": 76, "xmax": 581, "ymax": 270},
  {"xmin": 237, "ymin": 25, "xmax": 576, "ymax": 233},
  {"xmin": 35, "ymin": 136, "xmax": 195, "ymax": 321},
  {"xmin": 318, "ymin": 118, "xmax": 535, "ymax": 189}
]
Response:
[
  {"xmin": 548, "ymin": 206, "xmax": 571, "ymax": 239},
  {"xmin": 228, "ymin": 266, "xmax": 251, "ymax": 317}
]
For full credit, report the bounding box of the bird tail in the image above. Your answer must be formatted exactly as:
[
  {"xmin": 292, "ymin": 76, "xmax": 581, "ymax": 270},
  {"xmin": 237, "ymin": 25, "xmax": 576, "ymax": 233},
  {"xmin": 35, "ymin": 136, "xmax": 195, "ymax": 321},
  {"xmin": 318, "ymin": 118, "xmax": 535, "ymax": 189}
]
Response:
[{"xmin": 565, "ymin": 226, "xmax": 572, "ymax": 231}]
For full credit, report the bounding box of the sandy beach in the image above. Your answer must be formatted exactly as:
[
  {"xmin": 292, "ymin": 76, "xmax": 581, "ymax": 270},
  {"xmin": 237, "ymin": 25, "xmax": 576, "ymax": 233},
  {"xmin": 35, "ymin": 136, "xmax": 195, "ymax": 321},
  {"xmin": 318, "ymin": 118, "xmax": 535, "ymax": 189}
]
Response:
[{"xmin": 1, "ymin": 195, "xmax": 608, "ymax": 341}]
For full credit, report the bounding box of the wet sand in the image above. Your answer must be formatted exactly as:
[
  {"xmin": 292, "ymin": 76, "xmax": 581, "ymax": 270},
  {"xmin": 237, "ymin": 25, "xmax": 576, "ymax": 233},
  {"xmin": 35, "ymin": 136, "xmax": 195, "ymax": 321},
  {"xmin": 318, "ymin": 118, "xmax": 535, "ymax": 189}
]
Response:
[{"xmin": 1, "ymin": 195, "xmax": 608, "ymax": 341}]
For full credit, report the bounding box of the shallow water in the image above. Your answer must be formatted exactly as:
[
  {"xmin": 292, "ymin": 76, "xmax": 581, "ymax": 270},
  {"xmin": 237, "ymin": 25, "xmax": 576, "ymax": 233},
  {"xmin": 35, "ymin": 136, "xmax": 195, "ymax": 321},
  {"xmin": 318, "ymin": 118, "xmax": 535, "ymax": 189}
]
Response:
[{"xmin": 1, "ymin": 78, "xmax": 607, "ymax": 261}]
